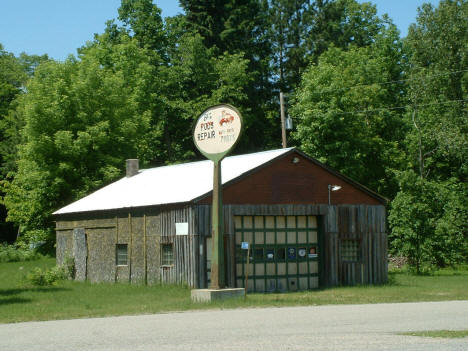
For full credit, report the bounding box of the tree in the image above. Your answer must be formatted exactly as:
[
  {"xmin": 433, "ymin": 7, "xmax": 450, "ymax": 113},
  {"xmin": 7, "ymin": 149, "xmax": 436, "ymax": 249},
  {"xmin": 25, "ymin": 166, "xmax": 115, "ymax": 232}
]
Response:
[
  {"xmin": 2, "ymin": 2, "xmax": 253, "ymax": 248},
  {"xmin": 389, "ymin": 172, "xmax": 468, "ymax": 273},
  {"xmin": 97, "ymin": 0, "xmax": 252, "ymax": 162},
  {"xmin": 0, "ymin": 45, "xmax": 49, "ymax": 243},
  {"xmin": 403, "ymin": 0, "xmax": 468, "ymax": 183},
  {"xmin": 0, "ymin": 44, "xmax": 26, "ymax": 119},
  {"xmin": 180, "ymin": 0, "xmax": 277, "ymax": 151},
  {"xmin": 291, "ymin": 23, "xmax": 406, "ymax": 197},
  {"xmin": 156, "ymin": 30, "xmax": 251, "ymax": 162},
  {"xmin": 389, "ymin": 0, "xmax": 468, "ymax": 270},
  {"xmin": 3, "ymin": 38, "xmax": 154, "ymax": 247}
]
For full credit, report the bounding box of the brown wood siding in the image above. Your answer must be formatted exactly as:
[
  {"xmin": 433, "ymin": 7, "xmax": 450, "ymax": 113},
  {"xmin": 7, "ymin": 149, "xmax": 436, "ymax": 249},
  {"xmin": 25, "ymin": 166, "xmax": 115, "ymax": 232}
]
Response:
[
  {"xmin": 194, "ymin": 203, "xmax": 386, "ymax": 289},
  {"xmin": 159, "ymin": 206, "xmax": 199, "ymax": 287},
  {"xmin": 198, "ymin": 153, "xmax": 382, "ymax": 206}
]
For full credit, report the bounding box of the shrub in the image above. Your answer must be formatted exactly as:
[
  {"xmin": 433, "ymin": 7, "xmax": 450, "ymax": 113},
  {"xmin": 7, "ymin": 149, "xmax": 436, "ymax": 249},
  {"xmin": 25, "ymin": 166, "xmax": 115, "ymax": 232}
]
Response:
[
  {"xmin": 63, "ymin": 256, "xmax": 75, "ymax": 279},
  {"xmin": 27, "ymin": 264, "xmax": 70, "ymax": 286},
  {"xmin": 0, "ymin": 243, "xmax": 42, "ymax": 263},
  {"xmin": 389, "ymin": 172, "xmax": 468, "ymax": 274}
]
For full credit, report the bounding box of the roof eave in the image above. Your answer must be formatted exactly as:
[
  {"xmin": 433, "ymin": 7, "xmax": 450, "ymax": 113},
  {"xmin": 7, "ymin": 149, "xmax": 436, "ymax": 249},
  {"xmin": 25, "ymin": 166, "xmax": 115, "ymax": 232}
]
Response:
[{"xmin": 53, "ymin": 201, "xmax": 194, "ymax": 219}]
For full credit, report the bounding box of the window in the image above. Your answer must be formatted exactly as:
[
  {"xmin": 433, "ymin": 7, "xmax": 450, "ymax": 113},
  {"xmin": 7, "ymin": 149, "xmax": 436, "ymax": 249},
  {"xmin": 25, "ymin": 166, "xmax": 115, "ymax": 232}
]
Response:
[
  {"xmin": 161, "ymin": 244, "xmax": 174, "ymax": 266},
  {"xmin": 340, "ymin": 240, "xmax": 361, "ymax": 262},
  {"xmin": 116, "ymin": 244, "xmax": 128, "ymax": 266},
  {"xmin": 277, "ymin": 248, "xmax": 286, "ymax": 260},
  {"xmin": 254, "ymin": 248, "xmax": 264, "ymax": 261}
]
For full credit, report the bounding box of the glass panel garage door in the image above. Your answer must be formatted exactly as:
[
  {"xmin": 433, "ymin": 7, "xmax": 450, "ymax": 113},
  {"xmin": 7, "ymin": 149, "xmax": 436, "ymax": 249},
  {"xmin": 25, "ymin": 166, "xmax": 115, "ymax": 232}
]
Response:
[{"xmin": 235, "ymin": 215, "xmax": 319, "ymax": 292}]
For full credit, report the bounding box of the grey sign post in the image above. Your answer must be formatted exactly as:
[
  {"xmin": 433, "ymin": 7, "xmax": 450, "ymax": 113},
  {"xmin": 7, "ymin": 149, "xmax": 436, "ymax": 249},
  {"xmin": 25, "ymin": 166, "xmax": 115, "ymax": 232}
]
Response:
[{"xmin": 193, "ymin": 104, "xmax": 242, "ymax": 289}]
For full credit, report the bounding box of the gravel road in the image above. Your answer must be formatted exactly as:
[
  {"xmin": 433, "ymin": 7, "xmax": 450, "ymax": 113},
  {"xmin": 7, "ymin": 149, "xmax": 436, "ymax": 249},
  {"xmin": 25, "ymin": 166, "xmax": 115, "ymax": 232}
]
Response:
[{"xmin": 1, "ymin": 300, "xmax": 467, "ymax": 350}]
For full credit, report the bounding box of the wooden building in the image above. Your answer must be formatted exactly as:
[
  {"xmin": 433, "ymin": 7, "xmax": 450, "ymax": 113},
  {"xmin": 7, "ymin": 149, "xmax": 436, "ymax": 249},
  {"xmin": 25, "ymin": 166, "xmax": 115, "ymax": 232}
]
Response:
[{"xmin": 54, "ymin": 148, "xmax": 388, "ymax": 291}]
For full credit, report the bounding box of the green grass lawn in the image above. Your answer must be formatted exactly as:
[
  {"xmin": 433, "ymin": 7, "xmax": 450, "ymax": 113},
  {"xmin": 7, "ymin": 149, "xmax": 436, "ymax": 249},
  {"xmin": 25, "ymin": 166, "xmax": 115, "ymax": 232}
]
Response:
[
  {"xmin": 1, "ymin": 258, "xmax": 468, "ymax": 323},
  {"xmin": 401, "ymin": 330, "xmax": 468, "ymax": 338}
]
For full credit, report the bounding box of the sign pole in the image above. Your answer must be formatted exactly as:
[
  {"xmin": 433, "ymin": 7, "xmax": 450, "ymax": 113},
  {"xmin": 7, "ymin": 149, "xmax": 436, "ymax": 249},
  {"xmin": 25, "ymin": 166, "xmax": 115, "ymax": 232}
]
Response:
[
  {"xmin": 244, "ymin": 245, "xmax": 250, "ymax": 299},
  {"xmin": 192, "ymin": 104, "xmax": 242, "ymax": 291},
  {"xmin": 210, "ymin": 159, "xmax": 224, "ymax": 289}
]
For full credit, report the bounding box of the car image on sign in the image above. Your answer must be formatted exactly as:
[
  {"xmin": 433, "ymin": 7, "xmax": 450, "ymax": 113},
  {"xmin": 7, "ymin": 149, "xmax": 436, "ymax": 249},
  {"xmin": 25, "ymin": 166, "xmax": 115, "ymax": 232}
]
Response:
[{"xmin": 219, "ymin": 113, "xmax": 234, "ymax": 126}]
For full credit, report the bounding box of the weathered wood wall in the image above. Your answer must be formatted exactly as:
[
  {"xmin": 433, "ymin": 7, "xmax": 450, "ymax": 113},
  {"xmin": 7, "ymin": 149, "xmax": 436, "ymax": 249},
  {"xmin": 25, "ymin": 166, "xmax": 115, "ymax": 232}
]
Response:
[
  {"xmin": 56, "ymin": 203, "xmax": 386, "ymax": 288},
  {"xmin": 193, "ymin": 203, "xmax": 387, "ymax": 288},
  {"xmin": 55, "ymin": 205, "xmax": 199, "ymax": 287},
  {"xmin": 57, "ymin": 213, "xmax": 159, "ymax": 284},
  {"xmin": 159, "ymin": 206, "xmax": 198, "ymax": 287}
]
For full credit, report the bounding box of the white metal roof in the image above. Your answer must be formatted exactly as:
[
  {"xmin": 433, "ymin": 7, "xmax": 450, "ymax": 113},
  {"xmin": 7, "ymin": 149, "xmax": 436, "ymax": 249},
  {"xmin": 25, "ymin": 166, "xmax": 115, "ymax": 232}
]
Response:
[{"xmin": 54, "ymin": 148, "xmax": 293, "ymax": 215}]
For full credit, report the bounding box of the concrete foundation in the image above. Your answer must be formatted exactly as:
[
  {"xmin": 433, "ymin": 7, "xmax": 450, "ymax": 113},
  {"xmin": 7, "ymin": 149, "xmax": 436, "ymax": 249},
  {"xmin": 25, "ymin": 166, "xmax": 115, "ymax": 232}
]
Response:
[{"xmin": 191, "ymin": 288, "xmax": 245, "ymax": 303}]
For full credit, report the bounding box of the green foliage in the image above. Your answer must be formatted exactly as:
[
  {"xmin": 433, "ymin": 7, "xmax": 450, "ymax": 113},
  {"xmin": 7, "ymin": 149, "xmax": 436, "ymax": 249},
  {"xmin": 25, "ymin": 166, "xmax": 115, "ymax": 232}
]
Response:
[
  {"xmin": 180, "ymin": 0, "xmax": 276, "ymax": 151},
  {"xmin": 63, "ymin": 255, "xmax": 76, "ymax": 279},
  {"xmin": 267, "ymin": 0, "xmax": 389, "ymax": 91},
  {"xmin": 389, "ymin": 171, "xmax": 468, "ymax": 273},
  {"xmin": 387, "ymin": 0, "xmax": 468, "ymax": 272},
  {"xmin": 404, "ymin": 0, "xmax": 468, "ymax": 182},
  {"xmin": 26, "ymin": 265, "xmax": 69, "ymax": 286},
  {"xmin": 24, "ymin": 256, "xmax": 73, "ymax": 287},
  {"xmin": 292, "ymin": 34, "xmax": 406, "ymax": 197},
  {"xmin": 3, "ymin": 4, "xmax": 251, "ymax": 245},
  {"xmin": 157, "ymin": 32, "xmax": 251, "ymax": 162},
  {"xmin": 3, "ymin": 39, "xmax": 154, "ymax": 240},
  {"xmin": 0, "ymin": 243, "xmax": 43, "ymax": 263},
  {"xmin": 117, "ymin": 0, "xmax": 166, "ymax": 54},
  {"xmin": 1, "ymin": 0, "xmax": 467, "ymax": 269},
  {"xmin": 101, "ymin": 3, "xmax": 252, "ymax": 162},
  {"xmin": 0, "ymin": 45, "xmax": 48, "ymax": 244}
]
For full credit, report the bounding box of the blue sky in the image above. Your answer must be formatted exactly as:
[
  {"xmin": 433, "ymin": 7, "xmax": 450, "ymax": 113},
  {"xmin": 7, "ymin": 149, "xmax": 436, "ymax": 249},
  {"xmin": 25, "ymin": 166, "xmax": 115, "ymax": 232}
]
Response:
[{"xmin": 0, "ymin": 0, "xmax": 439, "ymax": 61}]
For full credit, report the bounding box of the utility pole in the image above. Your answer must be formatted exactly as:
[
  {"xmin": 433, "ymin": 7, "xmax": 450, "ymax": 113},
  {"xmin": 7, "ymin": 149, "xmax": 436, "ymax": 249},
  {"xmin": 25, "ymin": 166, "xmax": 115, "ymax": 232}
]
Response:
[{"xmin": 280, "ymin": 92, "xmax": 287, "ymax": 148}]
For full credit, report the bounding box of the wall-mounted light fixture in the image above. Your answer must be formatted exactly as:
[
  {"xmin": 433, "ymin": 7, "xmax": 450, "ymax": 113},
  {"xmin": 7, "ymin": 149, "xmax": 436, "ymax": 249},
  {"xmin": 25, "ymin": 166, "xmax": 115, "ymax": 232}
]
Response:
[
  {"xmin": 292, "ymin": 157, "xmax": 300, "ymax": 164},
  {"xmin": 328, "ymin": 184, "xmax": 342, "ymax": 205}
]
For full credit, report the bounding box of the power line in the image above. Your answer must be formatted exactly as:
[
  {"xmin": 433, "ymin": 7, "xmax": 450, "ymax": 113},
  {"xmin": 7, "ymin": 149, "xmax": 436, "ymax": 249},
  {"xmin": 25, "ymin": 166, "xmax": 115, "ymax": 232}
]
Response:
[
  {"xmin": 336, "ymin": 98, "xmax": 468, "ymax": 115},
  {"xmin": 293, "ymin": 98, "xmax": 468, "ymax": 119},
  {"xmin": 308, "ymin": 69, "xmax": 468, "ymax": 95}
]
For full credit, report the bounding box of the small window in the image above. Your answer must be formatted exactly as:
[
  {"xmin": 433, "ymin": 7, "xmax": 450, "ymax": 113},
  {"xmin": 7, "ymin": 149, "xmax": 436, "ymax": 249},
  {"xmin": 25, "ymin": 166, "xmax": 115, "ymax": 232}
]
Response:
[
  {"xmin": 341, "ymin": 240, "xmax": 361, "ymax": 262},
  {"xmin": 266, "ymin": 249, "xmax": 274, "ymax": 260},
  {"xmin": 287, "ymin": 247, "xmax": 296, "ymax": 260},
  {"xmin": 116, "ymin": 244, "xmax": 128, "ymax": 266},
  {"xmin": 161, "ymin": 243, "xmax": 174, "ymax": 266},
  {"xmin": 254, "ymin": 248, "xmax": 264, "ymax": 261},
  {"xmin": 277, "ymin": 248, "xmax": 286, "ymax": 260}
]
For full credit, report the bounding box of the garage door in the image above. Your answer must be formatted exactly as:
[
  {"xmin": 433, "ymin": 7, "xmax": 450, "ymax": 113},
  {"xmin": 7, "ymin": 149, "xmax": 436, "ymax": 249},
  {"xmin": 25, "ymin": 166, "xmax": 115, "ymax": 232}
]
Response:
[{"xmin": 235, "ymin": 215, "xmax": 319, "ymax": 292}]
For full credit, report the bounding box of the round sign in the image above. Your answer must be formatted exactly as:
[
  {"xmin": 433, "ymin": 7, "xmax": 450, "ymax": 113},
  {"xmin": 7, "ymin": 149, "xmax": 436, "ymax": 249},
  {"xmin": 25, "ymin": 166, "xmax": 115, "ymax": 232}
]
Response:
[{"xmin": 193, "ymin": 104, "xmax": 242, "ymax": 162}]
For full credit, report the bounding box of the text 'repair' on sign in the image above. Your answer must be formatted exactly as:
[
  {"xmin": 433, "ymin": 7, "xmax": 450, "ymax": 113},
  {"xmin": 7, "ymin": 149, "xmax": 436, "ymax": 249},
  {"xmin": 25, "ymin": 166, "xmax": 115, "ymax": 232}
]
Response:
[{"xmin": 193, "ymin": 105, "xmax": 242, "ymax": 160}]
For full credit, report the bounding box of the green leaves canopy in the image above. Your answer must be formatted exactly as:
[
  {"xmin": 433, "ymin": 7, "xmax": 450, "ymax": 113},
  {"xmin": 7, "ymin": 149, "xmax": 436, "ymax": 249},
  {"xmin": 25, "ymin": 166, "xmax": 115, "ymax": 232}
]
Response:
[
  {"xmin": 3, "ymin": 39, "xmax": 154, "ymax": 241},
  {"xmin": 292, "ymin": 31, "xmax": 406, "ymax": 197}
]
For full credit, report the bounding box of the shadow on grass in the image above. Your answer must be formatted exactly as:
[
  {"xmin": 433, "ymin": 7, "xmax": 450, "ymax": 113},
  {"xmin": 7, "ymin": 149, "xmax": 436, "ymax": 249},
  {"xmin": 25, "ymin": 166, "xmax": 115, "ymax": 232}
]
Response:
[
  {"xmin": 0, "ymin": 287, "xmax": 70, "ymax": 296},
  {"xmin": 0, "ymin": 297, "xmax": 32, "ymax": 305}
]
